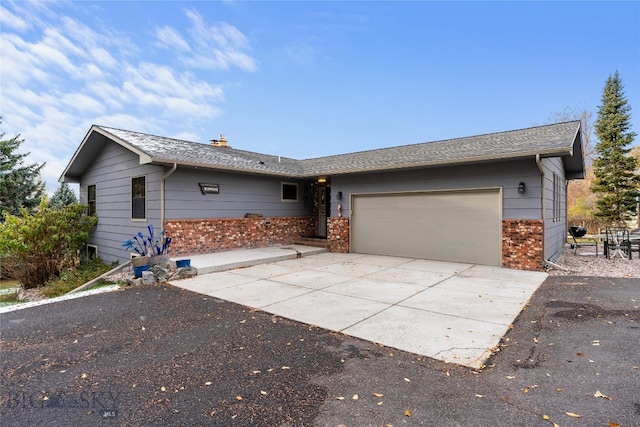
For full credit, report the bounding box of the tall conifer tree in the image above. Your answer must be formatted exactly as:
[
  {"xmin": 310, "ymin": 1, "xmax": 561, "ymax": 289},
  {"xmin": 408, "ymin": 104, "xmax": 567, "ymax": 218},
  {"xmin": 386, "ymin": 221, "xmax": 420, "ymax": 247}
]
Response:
[
  {"xmin": 49, "ymin": 183, "xmax": 78, "ymax": 209},
  {"xmin": 0, "ymin": 121, "xmax": 46, "ymax": 218},
  {"xmin": 591, "ymin": 71, "xmax": 639, "ymax": 224}
]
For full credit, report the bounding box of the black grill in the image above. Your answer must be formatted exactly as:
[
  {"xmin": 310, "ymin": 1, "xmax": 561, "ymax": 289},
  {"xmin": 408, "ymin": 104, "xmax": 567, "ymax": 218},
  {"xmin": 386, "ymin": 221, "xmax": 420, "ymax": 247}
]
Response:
[{"xmin": 569, "ymin": 226, "xmax": 587, "ymax": 238}]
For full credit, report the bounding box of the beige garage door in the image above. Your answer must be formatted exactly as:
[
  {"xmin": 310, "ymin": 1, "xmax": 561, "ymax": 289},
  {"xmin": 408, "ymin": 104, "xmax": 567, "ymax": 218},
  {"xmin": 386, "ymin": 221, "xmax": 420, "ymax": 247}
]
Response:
[{"xmin": 351, "ymin": 189, "xmax": 501, "ymax": 266}]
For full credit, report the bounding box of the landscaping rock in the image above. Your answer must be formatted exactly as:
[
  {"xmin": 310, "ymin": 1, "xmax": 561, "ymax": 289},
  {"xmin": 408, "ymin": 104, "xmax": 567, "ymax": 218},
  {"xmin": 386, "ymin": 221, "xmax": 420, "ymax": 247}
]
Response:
[
  {"xmin": 150, "ymin": 265, "xmax": 169, "ymax": 282},
  {"xmin": 127, "ymin": 277, "xmax": 143, "ymax": 286},
  {"xmin": 141, "ymin": 270, "xmax": 155, "ymax": 285},
  {"xmin": 170, "ymin": 266, "xmax": 197, "ymax": 280}
]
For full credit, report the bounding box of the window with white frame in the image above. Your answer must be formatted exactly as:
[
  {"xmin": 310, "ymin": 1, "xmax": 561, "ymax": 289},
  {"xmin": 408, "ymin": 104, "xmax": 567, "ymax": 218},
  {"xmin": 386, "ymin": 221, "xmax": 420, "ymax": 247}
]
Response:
[
  {"xmin": 86, "ymin": 244, "xmax": 97, "ymax": 259},
  {"xmin": 281, "ymin": 182, "xmax": 298, "ymax": 202},
  {"xmin": 87, "ymin": 184, "xmax": 96, "ymax": 216},
  {"xmin": 553, "ymin": 173, "xmax": 561, "ymax": 221},
  {"xmin": 132, "ymin": 176, "xmax": 146, "ymax": 220}
]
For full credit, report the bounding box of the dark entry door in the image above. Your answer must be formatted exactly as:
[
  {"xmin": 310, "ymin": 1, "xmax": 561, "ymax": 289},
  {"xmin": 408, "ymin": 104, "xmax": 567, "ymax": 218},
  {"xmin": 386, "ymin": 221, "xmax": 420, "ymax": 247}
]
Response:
[{"xmin": 317, "ymin": 186, "xmax": 327, "ymax": 237}]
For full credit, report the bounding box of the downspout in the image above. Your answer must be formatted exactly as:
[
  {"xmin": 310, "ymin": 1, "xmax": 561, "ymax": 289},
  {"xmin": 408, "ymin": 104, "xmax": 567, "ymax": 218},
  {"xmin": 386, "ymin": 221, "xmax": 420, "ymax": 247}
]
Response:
[
  {"xmin": 536, "ymin": 154, "xmax": 547, "ymax": 266},
  {"xmin": 160, "ymin": 163, "xmax": 177, "ymax": 228}
]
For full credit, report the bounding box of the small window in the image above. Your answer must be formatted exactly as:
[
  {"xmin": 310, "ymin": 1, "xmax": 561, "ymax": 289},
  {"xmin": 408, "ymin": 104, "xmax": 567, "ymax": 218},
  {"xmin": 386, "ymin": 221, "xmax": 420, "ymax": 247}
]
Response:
[
  {"xmin": 553, "ymin": 173, "xmax": 561, "ymax": 222},
  {"xmin": 281, "ymin": 182, "xmax": 298, "ymax": 201},
  {"xmin": 87, "ymin": 185, "xmax": 96, "ymax": 216},
  {"xmin": 132, "ymin": 176, "xmax": 146, "ymax": 219},
  {"xmin": 86, "ymin": 244, "xmax": 97, "ymax": 259}
]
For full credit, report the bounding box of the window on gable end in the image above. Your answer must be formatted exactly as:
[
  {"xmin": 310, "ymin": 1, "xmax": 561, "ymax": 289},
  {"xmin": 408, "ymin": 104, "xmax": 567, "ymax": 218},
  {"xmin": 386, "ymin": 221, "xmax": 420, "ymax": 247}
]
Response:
[{"xmin": 132, "ymin": 176, "xmax": 146, "ymax": 220}]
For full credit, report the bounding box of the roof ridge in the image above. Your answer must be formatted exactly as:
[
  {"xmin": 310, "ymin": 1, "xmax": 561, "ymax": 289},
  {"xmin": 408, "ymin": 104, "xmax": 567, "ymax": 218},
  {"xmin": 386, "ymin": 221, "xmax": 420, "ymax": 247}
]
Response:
[{"xmin": 301, "ymin": 120, "xmax": 581, "ymax": 161}]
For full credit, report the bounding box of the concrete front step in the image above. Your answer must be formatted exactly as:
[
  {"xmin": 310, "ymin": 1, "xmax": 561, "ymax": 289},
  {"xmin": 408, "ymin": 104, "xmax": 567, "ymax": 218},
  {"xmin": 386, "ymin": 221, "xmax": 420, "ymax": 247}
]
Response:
[{"xmin": 294, "ymin": 238, "xmax": 328, "ymax": 248}]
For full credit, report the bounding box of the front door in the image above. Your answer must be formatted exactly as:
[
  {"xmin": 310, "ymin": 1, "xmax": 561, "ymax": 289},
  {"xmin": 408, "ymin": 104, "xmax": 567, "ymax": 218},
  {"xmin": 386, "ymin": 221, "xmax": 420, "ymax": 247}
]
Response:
[{"xmin": 316, "ymin": 185, "xmax": 327, "ymax": 237}]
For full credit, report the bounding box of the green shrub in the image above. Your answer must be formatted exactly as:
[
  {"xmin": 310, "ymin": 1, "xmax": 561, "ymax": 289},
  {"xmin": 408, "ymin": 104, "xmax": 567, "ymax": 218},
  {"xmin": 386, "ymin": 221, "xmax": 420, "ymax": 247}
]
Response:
[
  {"xmin": 0, "ymin": 199, "xmax": 98, "ymax": 289},
  {"xmin": 42, "ymin": 257, "xmax": 117, "ymax": 298}
]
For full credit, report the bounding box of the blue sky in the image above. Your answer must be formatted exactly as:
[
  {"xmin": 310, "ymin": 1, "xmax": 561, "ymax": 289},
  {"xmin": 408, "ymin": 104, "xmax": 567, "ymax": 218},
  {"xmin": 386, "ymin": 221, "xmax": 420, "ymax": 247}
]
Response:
[{"xmin": 1, "ymin": 1, "xmax": 639, "ymax": 195}]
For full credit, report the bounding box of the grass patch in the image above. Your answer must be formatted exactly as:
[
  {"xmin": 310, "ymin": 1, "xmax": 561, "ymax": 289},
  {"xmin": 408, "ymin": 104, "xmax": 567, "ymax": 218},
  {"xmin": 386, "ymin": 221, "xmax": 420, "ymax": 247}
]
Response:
[
  {"xmin": 0, "ymin": 291, "xmax": 20, "ymax": 304},
  {"xmin": 41, "ymin": 258, "xmax": 119, "ymax": 298},
  {"xmin": 0, "ymin": 278, "xmax": 20, "ymax": 291}
]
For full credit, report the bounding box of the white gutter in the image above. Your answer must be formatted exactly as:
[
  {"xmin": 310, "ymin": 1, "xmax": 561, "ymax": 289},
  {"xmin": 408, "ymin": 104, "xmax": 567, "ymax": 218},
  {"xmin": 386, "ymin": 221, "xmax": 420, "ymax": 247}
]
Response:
[{"xmin": 160, "ymin": 163, "xmax": 177, "ymax": 227}]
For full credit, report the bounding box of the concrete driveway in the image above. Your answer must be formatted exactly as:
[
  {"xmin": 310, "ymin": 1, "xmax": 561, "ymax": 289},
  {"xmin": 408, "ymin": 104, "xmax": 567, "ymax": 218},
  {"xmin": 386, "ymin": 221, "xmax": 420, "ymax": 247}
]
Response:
[{"xmin": 172, "ymin": 248, "xmax": 547, "ymax": 369}]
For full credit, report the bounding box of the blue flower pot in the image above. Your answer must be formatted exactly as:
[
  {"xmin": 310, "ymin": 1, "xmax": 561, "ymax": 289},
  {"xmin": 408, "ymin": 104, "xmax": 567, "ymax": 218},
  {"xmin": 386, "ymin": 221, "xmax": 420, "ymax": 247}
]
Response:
[{"xmin": 133, "ymin": 265, "xmax": 151, "ymax": 278}]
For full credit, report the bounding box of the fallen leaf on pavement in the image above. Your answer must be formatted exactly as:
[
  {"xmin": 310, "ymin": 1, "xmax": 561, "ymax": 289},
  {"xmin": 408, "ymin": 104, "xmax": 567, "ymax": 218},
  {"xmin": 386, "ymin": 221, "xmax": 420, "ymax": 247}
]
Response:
[
  {"xmin": 565, "ymin": 411, "xmax": 581, "ymax": 418},
  {"xmin": 404, "ymin": 408, "xmax": 411, "ymax": 417},
  {"xmin": 337, "ymin": 396, "xmax": 345, "ymax": 400},
  {"xmin": 594, "ymin": 390, "xmax": 612, "ymax": 400},
  {"xmin": 404, "ymin": 377, "xmax": 410, "ymax": 382},
  {"xmin": 235, "ymin": 395, "xmax": 242, "ymax": 401},
  {"xmin": 608, "ymin": 423, "xmax": 620, "ymax": 427},
  {"xmin": 475, "ymin": 394, "xmax": 484, "ymax": 398},
  {"xmin": 373, "ymin": 393, "xmax": 384, "ymax": 397},
  {"xmin": 352, "ymin": 394, "xmax": 359, "ymax": 400}
]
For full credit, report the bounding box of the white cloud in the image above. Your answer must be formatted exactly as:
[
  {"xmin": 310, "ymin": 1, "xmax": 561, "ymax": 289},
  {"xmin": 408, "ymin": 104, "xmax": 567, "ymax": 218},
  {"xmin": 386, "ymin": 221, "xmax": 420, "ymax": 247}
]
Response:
[
  {"xmin": 182, "ymin": 9, "xmax": 258, "ymax": 71},
  {"xmin": 1, "ymin": 2, "xmax": 257, "ymax": 194},
  {"xmin": 156, "ymin": 26, "xmax": 191, "ymax": 52},
  {"xmin": 90, "ymin": 47, "xmax": 117, "ymax": 69},
  {"xmin": 0, "ymin": 5, "xmax": 31, "ymax": 32},
  {"xmin": 61, "ymin": 92, "xmax": 105, "ymax": 115}
]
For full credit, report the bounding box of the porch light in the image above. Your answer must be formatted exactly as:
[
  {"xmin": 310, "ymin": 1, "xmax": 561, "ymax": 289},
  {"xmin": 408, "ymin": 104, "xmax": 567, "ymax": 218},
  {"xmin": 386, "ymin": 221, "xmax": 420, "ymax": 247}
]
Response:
[
  {"xmin": 518, "ymin": 182, "xmax": 526, "ymax": 194},
  {"xmin": 318, "ymin": 178, "xmax": 327, "ymax": 184}
]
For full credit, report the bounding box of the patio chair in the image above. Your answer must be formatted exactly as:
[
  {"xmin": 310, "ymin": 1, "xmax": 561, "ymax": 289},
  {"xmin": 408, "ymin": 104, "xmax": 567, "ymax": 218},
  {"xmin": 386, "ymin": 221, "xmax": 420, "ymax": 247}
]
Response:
[
  {"xmin": 604, "ymin": 227, "xmax": 631, "ymax": 260},
  {"xmin": 568, "ymin": 226, "xmax": 598, "ymax": 256}
]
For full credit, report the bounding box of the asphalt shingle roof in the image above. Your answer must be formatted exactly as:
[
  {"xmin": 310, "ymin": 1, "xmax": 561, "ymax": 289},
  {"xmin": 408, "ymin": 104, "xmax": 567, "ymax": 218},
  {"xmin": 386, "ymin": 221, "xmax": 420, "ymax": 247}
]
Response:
[
  {"xmin": 62, "ymin": 121, "xmax": 583, "ymax": 182},
  {"xmin": 301, "ymin": 120, "xmax": 582, "ymax": 175}
]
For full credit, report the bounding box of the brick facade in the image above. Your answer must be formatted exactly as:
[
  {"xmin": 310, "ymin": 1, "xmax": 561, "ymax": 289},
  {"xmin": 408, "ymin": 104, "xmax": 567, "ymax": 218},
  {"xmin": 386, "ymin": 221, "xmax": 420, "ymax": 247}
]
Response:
[
  {"xmin": 502, "ymin": 219, "xmax": 544, "ymax": 271},
  {"xmin": 166, "ymin": 216, "xmax": 545, "ymax": 272},
  {"xmin": 165, "ymin": 217, "xmax": 314, "ymax": 256},
  {"xmin": 327, "ymin": 217, "xmax": 350, "ymax": 253}
]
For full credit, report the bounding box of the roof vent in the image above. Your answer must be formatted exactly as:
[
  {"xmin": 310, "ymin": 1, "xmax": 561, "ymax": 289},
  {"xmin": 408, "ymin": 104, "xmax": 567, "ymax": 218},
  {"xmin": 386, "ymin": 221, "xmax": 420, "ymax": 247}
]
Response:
[{"xmin": 211, "ymin": 134, "xmax": 230, "ymax": 148}]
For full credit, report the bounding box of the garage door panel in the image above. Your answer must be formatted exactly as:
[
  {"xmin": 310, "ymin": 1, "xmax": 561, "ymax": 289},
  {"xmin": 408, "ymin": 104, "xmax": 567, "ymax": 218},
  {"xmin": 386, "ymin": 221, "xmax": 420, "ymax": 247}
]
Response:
[{"xmin": 351, "ymin": 190, "xmax": 501, "ymax": 266}]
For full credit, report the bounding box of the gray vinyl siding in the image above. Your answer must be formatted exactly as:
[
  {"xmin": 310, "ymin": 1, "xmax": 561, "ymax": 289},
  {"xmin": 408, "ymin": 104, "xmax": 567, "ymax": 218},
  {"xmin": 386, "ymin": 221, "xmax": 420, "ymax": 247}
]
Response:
[
  {"xmin": 331, "ymin": 159, "xmax": 542, "ymax": 220},
  {"xmin": 80, "ymin": 142, "xmax": 311, "ymax": 264},
  {"xmin": 80, "ymin": 142, "xmax": 164, "ymax": 264},
  {"xmin": 163, "ymin": 168, "xmax": 311, "ymax": 219},
  {"xmin": 541, "ymin": 157, "xmax": 567, "ymax": 261}
]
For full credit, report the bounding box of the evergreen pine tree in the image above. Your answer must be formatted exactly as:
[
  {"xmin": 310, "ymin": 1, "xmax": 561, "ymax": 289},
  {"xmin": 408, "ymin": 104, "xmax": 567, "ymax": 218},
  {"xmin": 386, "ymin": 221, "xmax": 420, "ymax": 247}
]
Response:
[
  {"xmin": 49, "ymin": 183, "xmax": 78, "ymax": 209},
  {"xmin": 591, "ymin": 71, "xmax": 640, "ymax": 225},
  {"xmin": 0, "ymin": 122, "xmax": 46, "ymax": 218}
]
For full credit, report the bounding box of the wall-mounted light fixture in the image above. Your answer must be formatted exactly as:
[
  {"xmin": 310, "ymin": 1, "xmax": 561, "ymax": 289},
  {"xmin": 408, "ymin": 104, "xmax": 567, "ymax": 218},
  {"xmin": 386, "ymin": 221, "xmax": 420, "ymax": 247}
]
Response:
[
  {"xmin": 317, "ymin": 177, "xmax": 327, "ymax": 184},
  {"xmin": 518, "ymin": 182, "xmax": 526, "ymax": 194},
  {"xmin": 337, "ymin": 191, "xmax": 343, "ymax": 200}
]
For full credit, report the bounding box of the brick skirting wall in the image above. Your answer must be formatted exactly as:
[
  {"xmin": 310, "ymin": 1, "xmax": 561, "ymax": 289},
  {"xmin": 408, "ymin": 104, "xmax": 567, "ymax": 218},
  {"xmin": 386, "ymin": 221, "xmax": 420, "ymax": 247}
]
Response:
[
  {"xmin": 328, "ymin": 217, "xmax": 350, "ymax": 253},
  {"xmin": 502, "ymin": 219, "xmax": 544, "ymax": 271},
  {"xmin": 164, "ymin": 217, "xmax": 314, "ymax": 256}
]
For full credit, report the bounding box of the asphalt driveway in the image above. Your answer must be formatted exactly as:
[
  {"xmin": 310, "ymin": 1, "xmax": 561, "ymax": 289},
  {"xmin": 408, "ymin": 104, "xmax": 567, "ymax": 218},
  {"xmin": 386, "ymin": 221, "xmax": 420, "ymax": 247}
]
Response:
[{"xmin": 1, "ymin": 275, "xmax": 638, "ymax": 426}]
